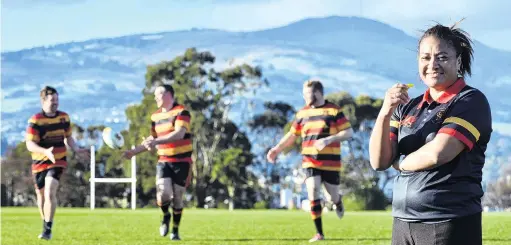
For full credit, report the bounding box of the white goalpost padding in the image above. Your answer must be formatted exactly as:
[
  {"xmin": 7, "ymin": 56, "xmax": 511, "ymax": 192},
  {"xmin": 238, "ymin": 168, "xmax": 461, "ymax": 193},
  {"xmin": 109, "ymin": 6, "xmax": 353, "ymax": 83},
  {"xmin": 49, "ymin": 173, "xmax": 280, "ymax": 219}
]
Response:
[{"xmin": 89, "ymin": 145, "xmax": 137, "ymax": 210}]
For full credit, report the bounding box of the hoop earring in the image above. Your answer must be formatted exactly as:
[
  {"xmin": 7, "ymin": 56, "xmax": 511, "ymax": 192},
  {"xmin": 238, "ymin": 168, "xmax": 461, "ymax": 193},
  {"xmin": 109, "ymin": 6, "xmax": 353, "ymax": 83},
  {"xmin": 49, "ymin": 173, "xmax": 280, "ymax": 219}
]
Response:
[{"xmin": 456, "ymin": 56, "xmax": 462, "ymax": 78}]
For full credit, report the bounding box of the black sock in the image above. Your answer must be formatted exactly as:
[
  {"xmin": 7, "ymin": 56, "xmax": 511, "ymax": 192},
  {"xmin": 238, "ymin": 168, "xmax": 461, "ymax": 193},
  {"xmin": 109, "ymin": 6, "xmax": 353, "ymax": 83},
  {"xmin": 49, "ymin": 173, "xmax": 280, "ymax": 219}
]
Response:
[
  {"xmin": 163, "ymin": 213, "xmax": 171, "ymax": 224},
  {"xmin": 172, "ymin": 208, "xmax": 183, "ymax": 234},
  {"xmin": 310, "ymin": 199, "xmax": 323, "ymax": 235},
  {"xmin": 160, "ymin": 204, "xmax": 170, "ymax": 215},
  {"xmin": 313, "ymin": 218, "xmax": 323, "ymax": 235},
  {"xmin": 44, "ymin": 221, "xmax": 53, "ymax": 231}
]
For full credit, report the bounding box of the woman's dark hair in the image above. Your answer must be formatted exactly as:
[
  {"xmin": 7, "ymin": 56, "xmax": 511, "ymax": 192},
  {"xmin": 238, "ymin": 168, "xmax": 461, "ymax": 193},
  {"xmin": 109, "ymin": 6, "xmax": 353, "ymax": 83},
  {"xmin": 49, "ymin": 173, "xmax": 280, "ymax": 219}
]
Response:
[{"xmin": 418, "ymin": 19, "xmax": 474, "ymax": 77}]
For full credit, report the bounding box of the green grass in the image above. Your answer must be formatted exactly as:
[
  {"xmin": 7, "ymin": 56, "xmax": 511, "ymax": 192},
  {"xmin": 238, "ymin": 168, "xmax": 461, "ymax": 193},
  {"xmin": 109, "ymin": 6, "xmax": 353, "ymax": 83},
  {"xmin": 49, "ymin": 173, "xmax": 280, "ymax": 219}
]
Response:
[{"xmin": 1, "ymin": 208, "xmax": 510, "ymax": 245}]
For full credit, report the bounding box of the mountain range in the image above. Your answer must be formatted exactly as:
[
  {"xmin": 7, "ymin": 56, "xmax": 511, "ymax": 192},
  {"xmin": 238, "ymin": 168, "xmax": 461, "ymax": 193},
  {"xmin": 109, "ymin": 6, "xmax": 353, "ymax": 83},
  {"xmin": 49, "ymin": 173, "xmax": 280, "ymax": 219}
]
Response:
[{"xmin": 2, "ymin": 16, "xmax": 511, "ymax": 173}]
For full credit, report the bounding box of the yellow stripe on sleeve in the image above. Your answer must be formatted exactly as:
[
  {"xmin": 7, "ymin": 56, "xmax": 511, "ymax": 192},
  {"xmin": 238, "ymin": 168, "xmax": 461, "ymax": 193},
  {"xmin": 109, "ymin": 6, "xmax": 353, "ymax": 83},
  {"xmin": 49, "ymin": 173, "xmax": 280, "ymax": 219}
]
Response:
[{"xmin": 443, "ymin": 117, "xmax": 480, "ymax": 141}]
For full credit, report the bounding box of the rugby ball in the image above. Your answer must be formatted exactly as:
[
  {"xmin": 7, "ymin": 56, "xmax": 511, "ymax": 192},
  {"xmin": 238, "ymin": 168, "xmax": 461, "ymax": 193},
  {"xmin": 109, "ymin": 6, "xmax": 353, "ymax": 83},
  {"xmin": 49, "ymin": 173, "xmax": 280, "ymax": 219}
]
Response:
[{"xmin": 102, "ymin": 127, "xmax": 125, "ymax": 149}]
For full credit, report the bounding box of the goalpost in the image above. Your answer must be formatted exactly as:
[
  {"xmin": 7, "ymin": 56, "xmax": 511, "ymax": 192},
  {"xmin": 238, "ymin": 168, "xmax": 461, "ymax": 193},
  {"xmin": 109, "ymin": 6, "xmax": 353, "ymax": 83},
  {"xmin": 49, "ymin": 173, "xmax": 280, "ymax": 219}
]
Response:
[{"xmin": 89, "ymin": 145, "xmax": 137, "ymax": 210}]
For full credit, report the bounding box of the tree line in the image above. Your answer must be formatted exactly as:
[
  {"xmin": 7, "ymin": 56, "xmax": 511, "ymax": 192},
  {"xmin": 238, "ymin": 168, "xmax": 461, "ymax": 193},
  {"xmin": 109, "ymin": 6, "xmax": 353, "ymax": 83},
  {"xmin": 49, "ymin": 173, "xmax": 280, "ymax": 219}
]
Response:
[{"xmin": 3, "ymin": 48, "xmax": 508, "ymax": 210}]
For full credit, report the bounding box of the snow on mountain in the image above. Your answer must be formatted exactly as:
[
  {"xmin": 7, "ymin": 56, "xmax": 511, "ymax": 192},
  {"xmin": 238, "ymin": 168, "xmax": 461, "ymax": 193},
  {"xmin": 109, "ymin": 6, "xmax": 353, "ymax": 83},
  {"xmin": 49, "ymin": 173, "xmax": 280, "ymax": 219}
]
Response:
[{"xmin": 2, "ymin": 16, "xmax": 511, "ymax": 152}]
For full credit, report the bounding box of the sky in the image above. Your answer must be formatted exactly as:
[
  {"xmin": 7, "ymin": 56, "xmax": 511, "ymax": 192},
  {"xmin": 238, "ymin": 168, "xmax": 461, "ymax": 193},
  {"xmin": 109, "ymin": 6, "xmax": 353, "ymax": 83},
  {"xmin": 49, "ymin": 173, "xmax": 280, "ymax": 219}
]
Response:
[{"xmin": 1, "ymin": 0, "xmax": 510, "ymax": 52}]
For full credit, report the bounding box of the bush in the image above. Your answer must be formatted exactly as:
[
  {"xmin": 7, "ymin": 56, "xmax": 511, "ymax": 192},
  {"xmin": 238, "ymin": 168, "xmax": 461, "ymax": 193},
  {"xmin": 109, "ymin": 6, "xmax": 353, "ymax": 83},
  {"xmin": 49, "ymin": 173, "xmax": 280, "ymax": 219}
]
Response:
[
  {"xmin": 216, "ymin": 201, "xmax": 229, "ymax": 209},
  {"xmin": 342, "ymin": 194, "xmax": 365, "ymax": 211},
  {"xmin": 253, "ymin": 201, "xmax": 268, "ymax": 209}
]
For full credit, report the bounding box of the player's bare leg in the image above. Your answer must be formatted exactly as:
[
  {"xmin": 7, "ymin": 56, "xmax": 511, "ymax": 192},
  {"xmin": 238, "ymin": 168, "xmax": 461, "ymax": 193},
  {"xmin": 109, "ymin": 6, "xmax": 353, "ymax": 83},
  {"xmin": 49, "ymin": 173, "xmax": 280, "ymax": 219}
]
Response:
[
  {"xmin": 156, "ymin": 178, "xmax": 173, "ymax": 237},
  {"xmin": 35, "ymin": 187, "xmax": 45, "ymax": 220},
  {"xmin": 306, "ymin": 176, "xmax": 325, "ymax": 242},
  {"xmin": 323, "ymin": 182, "xmax": 344, "ymax": 219},
  {"xmin": 39, "ymin": 177, "xmax": 59, "ymax": 240},
  {"xmin": 170, "ymin": 184, "xmax": 185, "ymax": 241}
]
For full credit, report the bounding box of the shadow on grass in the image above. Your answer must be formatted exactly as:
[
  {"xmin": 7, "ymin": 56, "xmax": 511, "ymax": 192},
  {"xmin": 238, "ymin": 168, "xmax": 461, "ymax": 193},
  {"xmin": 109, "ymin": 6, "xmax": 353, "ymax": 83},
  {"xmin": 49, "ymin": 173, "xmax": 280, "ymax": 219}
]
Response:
[
  {"xmin": 189, "ymin": 237, "xmax": 391, "ymax": 242},
  {"xmin": 484, "ymin": 239, "xmax": 511, "ymax": 241},
  {"xmin": 189, "ymin": 238, "xmax": 511, "ymax": 242}
]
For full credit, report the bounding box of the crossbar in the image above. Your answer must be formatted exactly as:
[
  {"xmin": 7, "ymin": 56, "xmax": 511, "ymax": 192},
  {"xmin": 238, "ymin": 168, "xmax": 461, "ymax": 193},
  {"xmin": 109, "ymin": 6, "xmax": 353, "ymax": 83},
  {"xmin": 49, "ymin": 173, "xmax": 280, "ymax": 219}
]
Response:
[{"xmin": 91, "ymin": 178, "xmax": 135, "ymax": 183}]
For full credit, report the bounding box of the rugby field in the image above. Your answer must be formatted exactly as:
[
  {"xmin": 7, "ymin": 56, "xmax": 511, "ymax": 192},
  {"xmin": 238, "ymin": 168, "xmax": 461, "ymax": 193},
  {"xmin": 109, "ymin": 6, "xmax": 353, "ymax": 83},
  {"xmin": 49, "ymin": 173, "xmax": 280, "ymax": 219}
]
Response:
[{"xmin": 1, "ymin": 208, "xmax": 510, "ymax": 245}]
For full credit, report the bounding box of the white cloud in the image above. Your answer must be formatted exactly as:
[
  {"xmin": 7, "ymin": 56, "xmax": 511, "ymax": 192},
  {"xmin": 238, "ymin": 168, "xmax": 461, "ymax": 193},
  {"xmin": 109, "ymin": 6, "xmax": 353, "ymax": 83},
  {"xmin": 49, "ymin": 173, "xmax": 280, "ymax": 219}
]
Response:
[
  {"xmin": 359, "ymin": 0, "xmax": 511, "ymax": 38},
  {"xmin": 215, "ymin": 0, "xmax": 343, "ymax": 30},
  {"xmin": 493, "ymin": 122, "xmax": 511, "ymax": 137}
]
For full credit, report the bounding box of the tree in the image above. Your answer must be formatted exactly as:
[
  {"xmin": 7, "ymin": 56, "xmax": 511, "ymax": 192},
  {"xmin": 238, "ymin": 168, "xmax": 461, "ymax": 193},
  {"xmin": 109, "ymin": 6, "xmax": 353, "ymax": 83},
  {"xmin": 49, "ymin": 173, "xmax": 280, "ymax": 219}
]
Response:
[
  {"xmin": 483, "ymin": 164, "xmax": 511, "ymax": 210},
  {"xmin": 247, "ymin": 101, "xmax": 296, "ymax": 206},
  {"xmin": 325, "ymin": 92, "xmax": 383, "ymax": 129},
  {"xmin": 208, "ymin": 120, "xmax": 258, "ymax": 210},
  {"xmin": 1, "ymin": 143, "xmax": 34, "ymax": 206},
  {"xmin": 125, "ymin": 48, "xmax": 268, "ymax": 208}
]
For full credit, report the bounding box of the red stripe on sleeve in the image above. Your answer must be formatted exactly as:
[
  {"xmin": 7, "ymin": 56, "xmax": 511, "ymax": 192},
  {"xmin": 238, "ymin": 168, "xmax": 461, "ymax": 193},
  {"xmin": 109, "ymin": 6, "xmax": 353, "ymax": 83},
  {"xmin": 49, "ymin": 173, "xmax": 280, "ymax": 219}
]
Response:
[{"xmin": 438, "ymin": 128, "xmax": 474, "ymax": 150}]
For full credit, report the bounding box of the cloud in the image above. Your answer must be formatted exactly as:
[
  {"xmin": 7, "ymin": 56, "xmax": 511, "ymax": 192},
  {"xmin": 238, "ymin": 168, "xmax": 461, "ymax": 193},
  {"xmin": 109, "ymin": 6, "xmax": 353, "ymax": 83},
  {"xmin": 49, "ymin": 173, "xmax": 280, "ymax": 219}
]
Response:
[
  {"xmin": 1, "ymin": 0, "xmax": 88, "ymax": 9},
  {"xmin": 353, "ymin": 0, "xmax": 511, "ymax": 35},
  {"xmin": 209, "ymin": 0, "xmax": 343, "ymax": 30}
]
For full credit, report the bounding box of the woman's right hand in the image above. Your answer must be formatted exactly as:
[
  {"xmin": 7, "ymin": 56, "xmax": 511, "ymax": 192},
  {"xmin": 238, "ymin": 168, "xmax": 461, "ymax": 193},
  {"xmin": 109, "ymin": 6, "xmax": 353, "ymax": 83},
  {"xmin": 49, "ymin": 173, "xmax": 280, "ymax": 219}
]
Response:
[{"xmin": 381, "ymin": 83, "xmax": 411, "ymax": 117}]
